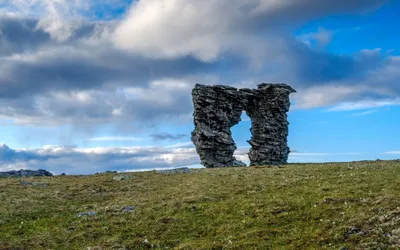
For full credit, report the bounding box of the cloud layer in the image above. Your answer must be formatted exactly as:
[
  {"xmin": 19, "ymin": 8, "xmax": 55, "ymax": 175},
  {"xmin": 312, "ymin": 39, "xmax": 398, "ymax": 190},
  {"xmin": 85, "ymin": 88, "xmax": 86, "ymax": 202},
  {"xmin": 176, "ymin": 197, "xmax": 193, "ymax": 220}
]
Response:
[
  {"xmin": 113, "ymin": 0, "xmax": 384, "ymax": 61},
  {"xmin": 1, "ymin": 0, "xmax": 398, "ymax": 128},
  {"xmin": 0, "ymin": 143, "xmax": 199, "ymax": 174},
  {"xmin": 0, "ymin": 143, "xmax": 370, "ymax": 174}
]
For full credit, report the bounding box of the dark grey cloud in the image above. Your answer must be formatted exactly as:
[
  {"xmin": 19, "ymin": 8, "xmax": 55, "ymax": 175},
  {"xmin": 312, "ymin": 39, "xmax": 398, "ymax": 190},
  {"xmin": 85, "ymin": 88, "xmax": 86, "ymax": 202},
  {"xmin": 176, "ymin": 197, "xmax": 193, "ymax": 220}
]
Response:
[
  {"xmin": 0, "ymin": 78, "xmax": 196, "ymax": 125},
  {"xmin": 0, "ymin": 144, "xmax": 52, "ymax": 162},
  {"xmin": 0, "ymin": 16, "xmax": 245, "ymax": 99},
  {"xmin": 0, "ymin": 47, "xmax": 223, "ymax": 100},
  {"xmin": 247, "ymin": 0, "xmax": 385, "ymax": 31},
  {"xmin": 285, "ymin": 39, "xmax": 387, "ymax": 84},
  {"xmin": 0, "ymin": 17, "xmax": 50, "ymax": 56},
  {"xmin": 150, "ymin": 133, "xmax": 187, "ymax": 141},
  {"xmin": 0, "ymin": 16, "xmax": 103, "ymax": 56}
]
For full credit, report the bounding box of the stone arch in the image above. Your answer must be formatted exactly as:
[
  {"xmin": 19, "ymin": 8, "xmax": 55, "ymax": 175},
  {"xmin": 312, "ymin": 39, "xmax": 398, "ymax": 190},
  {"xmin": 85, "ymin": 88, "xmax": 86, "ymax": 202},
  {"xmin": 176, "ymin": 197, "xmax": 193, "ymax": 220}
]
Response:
[{"xmin": 191, "ymin": 83, "xmax": 296, "ymax": 168}]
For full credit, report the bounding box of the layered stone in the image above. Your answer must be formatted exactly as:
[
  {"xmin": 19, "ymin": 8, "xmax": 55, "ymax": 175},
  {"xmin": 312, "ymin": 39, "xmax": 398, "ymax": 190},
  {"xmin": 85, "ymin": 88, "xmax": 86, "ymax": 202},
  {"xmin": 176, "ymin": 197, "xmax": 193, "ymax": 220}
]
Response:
[
  {"xmin": 191, "ymin": 83, "xmax": 295, "ymax": 168},
  {"xmin": 191, "ymin": 84, "xmax": 246, "ymax": 168},
  {"xmin": 244, "ymin": 83, "xmax": 296, "ymax": 165}
]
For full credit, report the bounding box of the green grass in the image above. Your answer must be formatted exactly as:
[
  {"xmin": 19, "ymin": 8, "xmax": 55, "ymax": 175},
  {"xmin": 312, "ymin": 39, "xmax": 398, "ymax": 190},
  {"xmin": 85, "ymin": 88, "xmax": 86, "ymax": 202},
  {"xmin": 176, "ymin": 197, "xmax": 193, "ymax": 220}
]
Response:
[{"xmin": 1, "ymin": 160, "xmax": 400, "ymax": 249}]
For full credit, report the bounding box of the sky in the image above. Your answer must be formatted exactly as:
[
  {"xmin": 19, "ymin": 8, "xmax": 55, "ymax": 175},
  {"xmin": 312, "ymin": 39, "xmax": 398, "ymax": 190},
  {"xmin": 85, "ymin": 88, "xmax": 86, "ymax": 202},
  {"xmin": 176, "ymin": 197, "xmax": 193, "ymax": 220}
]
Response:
[{"xmin": 0, "ymin": 0, "xmax": 399, "ymax": 174}]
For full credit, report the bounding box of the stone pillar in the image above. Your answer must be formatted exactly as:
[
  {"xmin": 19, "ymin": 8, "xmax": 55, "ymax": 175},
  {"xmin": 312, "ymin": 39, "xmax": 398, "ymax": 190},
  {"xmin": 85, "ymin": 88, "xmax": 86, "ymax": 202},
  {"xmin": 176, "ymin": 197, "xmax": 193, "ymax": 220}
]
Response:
[
  {"xmin": 244, "ymin": 83, "xmax": 296, "ymax": 166},
  {"xmin": 191, "ymin": 84, "xmax": 246, "ymax": 168}
]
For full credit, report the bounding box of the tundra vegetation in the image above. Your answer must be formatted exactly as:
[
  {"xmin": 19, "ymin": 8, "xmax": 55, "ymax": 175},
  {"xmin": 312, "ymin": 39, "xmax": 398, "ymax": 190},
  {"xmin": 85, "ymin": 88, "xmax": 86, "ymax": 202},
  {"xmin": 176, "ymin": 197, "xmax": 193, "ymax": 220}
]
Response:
[{"xmin": 1, "ymin": 160, "xmax": 400, "ymax": 249}]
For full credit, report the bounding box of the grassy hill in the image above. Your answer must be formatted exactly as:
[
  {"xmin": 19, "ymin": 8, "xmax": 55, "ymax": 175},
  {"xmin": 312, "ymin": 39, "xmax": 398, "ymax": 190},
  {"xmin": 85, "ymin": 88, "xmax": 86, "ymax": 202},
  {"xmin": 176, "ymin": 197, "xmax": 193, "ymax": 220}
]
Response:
[{"xmin": 1, "ymin": 160, "xmax": 400, "ymax": 249}]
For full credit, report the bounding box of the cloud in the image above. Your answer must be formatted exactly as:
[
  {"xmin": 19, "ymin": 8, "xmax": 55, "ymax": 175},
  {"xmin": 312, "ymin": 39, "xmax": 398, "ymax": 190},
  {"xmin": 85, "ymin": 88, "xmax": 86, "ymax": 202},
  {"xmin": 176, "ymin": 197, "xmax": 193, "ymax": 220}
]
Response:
[
  {"xmin": 327, "ymin": 99, "xmax": 400, "ymax": 111},
  {"xmin": 113, "ymin": 0, "xmax": 384, "ymax": 61},
  {"xmin": 0, "ymin": 143, "xmax": 200, "ymax": 174},
  {"xmin": 0, "ymin": 79, "xmax": 196, "ymax": 125},
  {"xmin": 297, "ymin": 28, "xmax": 333, "ymax": 48},
  {"xmin": 2, "ymin": 0, "xmax": 87, "ymax": 41},
  {"xmin": 0, "ymin": 143, "xmax": 365, "ymax": 174},
  {"xmin": 384, "ymin": 151, "xmax": 400, "ymax": 155},
  {"xmin": 292, "ymin": 85, "xmax": 366, "ymax": 109},
  {"xmin": 150, "ymin": 133, "xmax": 187, "ymax": 141},
  {"xmin": 0, "ymin": 40, "xmax": 217, "ymax": 99},
  {"xmin": 0, "ymin": 0, "xmax": 398, "ymax": 128},
  {"xmin": 292, "ymin": 54, "xmax": 400, "ymax": 109},
  {"xmin": 0, "ymin": 17, "xmax": 50, "ymax": 56},
  {"xmin": 351, "ymin": 109, "xmax": 378, "ymax": 117},
  {"xmin": 1, "ymin": 0, "xmax": 133, "ymax": 40}
]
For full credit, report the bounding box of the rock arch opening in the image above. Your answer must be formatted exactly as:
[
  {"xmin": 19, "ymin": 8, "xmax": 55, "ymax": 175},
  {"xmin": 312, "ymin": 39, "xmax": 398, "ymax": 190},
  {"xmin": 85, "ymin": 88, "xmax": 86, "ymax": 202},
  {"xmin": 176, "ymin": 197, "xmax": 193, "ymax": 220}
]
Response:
[{"xmin": 231, "ymin": 111, "xmax": 251, "ymax": 166}]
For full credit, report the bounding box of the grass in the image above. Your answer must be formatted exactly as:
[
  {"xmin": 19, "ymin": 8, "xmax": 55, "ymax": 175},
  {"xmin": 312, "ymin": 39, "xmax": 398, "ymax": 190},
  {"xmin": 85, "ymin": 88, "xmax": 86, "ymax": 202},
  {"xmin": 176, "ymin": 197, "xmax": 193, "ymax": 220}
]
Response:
[{"xmin": 1, "ymin": 160, "xmax": 400, "ymax": 249}]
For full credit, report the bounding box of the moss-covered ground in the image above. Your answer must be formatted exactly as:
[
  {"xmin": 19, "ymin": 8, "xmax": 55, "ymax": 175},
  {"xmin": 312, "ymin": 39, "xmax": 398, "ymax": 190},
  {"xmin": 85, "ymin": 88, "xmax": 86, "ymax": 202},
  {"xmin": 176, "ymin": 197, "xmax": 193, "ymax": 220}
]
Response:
[{"xmin": 1, "ymin": 160, "xmax": 400, "ymax": 249}]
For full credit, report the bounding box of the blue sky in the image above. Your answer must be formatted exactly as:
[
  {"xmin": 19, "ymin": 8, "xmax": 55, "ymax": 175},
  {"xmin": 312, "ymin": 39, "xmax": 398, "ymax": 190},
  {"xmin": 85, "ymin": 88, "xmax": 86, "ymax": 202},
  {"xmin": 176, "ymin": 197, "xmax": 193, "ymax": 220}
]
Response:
[{"xmin": 0, "ymin": 0, "xmax": 399, "ymax": 174}]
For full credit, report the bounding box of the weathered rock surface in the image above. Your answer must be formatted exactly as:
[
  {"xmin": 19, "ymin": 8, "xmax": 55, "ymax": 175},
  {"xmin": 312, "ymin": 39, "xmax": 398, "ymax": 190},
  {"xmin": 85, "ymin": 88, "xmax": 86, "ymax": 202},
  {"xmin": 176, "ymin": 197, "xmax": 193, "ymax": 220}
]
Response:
[
  {"xmin": 191, "ymin": 85, "xmax": 245, "ymax": 168},
  {"xmin": 0, "ymin": 169, "xmax": 53, "ymax": 178},
  {"xmin": 191, "ymin": 83, "xmax": 295, "ymax": 168},
  {"xmin": 244, "ymin": 83, "xmax": 296, "ymax": 166},
  {"xmin": 156, "ymin": 167, "xmax": 190, "ymax": 174}
]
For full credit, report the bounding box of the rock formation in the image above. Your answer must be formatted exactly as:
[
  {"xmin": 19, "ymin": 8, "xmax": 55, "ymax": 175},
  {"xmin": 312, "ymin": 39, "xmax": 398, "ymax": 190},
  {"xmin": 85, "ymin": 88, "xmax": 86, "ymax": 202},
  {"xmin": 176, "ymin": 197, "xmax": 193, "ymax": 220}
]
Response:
[
  {"xmin": 191, "ymin": 83, "xmax": 295, "ymax": 168},
  {"xmin": 0, "ymin": 169, "xmax": 53, "ymax": 178},
  {"xmin": 243, "ymin": 84, "xmax": 296, "ymax": 165},
  {"xmin": 191, "ymin": 85, "xmax": 246, "ymax": 168}
]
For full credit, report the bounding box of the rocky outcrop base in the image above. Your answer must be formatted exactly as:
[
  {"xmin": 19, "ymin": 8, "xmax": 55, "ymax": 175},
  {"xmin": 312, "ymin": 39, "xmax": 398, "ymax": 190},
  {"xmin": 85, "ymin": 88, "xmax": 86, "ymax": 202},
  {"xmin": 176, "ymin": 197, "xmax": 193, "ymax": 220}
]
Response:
[{"xmin": 0, "ymin": 169, "xmax": 53, "ymax": 178}]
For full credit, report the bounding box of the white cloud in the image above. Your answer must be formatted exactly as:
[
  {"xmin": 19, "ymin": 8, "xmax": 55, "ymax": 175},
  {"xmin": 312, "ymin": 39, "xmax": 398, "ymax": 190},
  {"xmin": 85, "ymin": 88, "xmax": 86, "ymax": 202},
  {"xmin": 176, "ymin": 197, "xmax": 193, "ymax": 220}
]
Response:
[
  {"xmin": 327, "ymin": 99, "xmax": 400, "ymax": 111},
  {"xmin": 297, "ymin": 28, "xmax": 333, "ymax": 48},
  {"xmin": 359, "ymin": 48, "xmax": 382, "ymax": 57},
  {"xmin": 113, "ymin": 0, "xmax": 245, "ymax": 61},
  {"xmin": 292, "ymin": 85, "xmax": 366, "ymax": 109},
  {"xmin": 350, "ymin": 109, "xmax": 378, "ymax": 116},
  {"xmin": 384, "ymin": 151, "xmax": 400, "ymax": 155}
]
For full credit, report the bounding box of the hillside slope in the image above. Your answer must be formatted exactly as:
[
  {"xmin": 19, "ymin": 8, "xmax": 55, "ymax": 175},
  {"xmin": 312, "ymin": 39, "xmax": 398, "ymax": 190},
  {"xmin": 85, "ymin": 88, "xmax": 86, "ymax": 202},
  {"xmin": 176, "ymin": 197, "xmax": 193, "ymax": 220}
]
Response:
[{"xmin": 1, "ymin": 161, "xmax": 400, "ymax": 249}]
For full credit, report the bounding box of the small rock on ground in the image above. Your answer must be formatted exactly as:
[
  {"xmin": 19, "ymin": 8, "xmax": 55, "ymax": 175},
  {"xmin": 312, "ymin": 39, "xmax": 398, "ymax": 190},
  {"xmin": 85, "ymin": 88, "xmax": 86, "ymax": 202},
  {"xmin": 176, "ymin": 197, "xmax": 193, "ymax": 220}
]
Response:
[
  {"xmin": 156, "ymin": 167, "xmax": 190, "ymax": 174},
  {"xmin": 77, "ymin": 212, "xmax": 96, "ymax": 217},
  {"xmin": 113, "ymin": 174, "xmax": 136, "ymax": 181},
  {"xmin": 344, "ymin": 226, "xmax": 364, "ymax": 239},
  {"xmin": 122, "ymin": 206, "xmax": 136, "ymax": 212}
]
